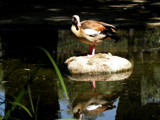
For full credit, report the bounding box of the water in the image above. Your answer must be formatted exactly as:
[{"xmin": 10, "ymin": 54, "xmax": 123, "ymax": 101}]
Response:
[{"xmin": 0, "ymin": 27, "xmax": 160, "ymax": 120}]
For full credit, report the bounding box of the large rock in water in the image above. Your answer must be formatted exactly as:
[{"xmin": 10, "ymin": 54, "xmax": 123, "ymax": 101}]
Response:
[{"xmin": 65, "ymin": 53, "xmax": 132, "ymax": 75}]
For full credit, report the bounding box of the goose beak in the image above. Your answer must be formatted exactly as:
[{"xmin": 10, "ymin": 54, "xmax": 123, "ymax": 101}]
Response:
[{"xmin": 77, "ymin": 22, "xmax": 81, "ymax": 27}]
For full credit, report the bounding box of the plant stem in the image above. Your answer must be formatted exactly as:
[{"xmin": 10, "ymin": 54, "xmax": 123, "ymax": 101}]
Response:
[{"xmin": 37, "ymin": 47, "xmax": 69, "ymax": 99}]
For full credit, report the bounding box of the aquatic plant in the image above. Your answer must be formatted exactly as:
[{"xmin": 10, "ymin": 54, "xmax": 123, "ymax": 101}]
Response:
[
  {"xmin": 3, "ymin": 64, "xmax": 40, "ymax": 119},
  {"xmin": 0, "ymin": 45, "xmax": 70, "ymax": 119},
  {"xmin": 0, "ymin": 39, "xmax": 71, "ymax": 119},
  {"xmin": 37, "ymin": 47, "xmax": 69, "ymax": 99}
]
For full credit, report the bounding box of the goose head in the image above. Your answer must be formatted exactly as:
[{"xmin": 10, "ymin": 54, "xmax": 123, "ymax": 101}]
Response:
[{"xmin": 72, "ymin": 15, "xmax": 81, "ymax": 30}]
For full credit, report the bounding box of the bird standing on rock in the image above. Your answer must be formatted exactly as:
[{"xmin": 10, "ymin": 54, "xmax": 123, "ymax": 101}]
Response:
[{"xmin": 71, "ymin": 15, "xmax": 119, "ymax": 57}]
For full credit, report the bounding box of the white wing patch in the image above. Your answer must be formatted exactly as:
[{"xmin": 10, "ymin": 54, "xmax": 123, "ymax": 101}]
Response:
[
  {"xmin": 84, "ymin": 29, "xmax": 101, "ymax": 36},
  {"xmin": 86, "ymin": 104, "xmax": 102, "ymax": 111}
]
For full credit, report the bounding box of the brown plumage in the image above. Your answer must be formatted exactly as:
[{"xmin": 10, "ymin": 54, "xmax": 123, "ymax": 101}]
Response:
[{"xmin": 71, "ymin": 15, "xmax": 119, "ymax": 57}]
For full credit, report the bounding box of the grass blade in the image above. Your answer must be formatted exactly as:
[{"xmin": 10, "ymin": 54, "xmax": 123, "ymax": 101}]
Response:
[
  {"xmin": 10, "ymin": 102, "xmax": 32, "ymax": 117},
  {"xmin": 37, "ymin": 47, "xmax": 69, "ymax": 99},
  {"xmin": 0, "ymin": 41, "xmax": 8, "ymax": 46},
  {"xmin": 4, "ymin": 64, "xmax": 40, "ymax": 119},
  {"xmin": 35, "ymin": 96, "xmax": 40, "ymax": 120},
  {"xmin": 28, "ymin": 84, "xmax": 35, "ymax": 113}
]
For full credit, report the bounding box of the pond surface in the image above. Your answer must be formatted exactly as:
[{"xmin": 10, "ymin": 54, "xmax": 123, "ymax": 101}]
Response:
[{"xmin": 0, "ymin": 27, "xmax": 160, "ymax": 120}]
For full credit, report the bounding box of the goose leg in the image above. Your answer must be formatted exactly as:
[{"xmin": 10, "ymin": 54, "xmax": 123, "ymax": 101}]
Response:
[
  {"xmin": 87, "ymin": 45, "xmax": 95, "ymax": 57},
  {"xmin": 92, "ymin": 45, "xmax": 95, "ymax": 56},
  {"xmin": 89, "ymin": 81, "xmax": 96, "ymax": 91},
  {"xmin": 92, "ymin": 81, "xmax": 96, "ymax": 89}
]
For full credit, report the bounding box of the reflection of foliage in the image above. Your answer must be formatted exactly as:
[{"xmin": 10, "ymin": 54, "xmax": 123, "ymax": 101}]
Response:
[
  {"xmin": 141, "ymin": 63, "xmax": 160, "ymax": 105},
  {"xmin": 144, "ymin": 27, "xmax": 160, "ymax": 48}
]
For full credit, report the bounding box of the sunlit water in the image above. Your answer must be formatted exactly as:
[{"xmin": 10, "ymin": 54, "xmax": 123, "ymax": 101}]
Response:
[{"xmin": 0, "ymin": 27, "xmax": 160, "ymax": 120}]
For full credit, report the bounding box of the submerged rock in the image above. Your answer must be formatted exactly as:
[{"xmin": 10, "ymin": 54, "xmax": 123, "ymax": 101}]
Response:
[{"xmin": 65, "ymin": 53, "xmax": 132, "ymax": 75}]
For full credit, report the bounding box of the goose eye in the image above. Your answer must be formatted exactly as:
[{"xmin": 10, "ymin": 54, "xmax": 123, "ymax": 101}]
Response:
[{"xmin": 72, "ymin": 17, "xmax": 77, "ymax": 24}]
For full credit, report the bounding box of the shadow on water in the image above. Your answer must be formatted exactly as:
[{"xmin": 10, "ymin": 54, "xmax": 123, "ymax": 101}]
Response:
[
  {"xmin": 0, "ymin": 26, "xmax": 58, "ymax": 62},
  {"xmin": 0, "ymin": 0, "xmax": 160, "ymax": 26},
  {"xmin": 1, "ymin": 25, "xmax": 160, "ymax": 120}
]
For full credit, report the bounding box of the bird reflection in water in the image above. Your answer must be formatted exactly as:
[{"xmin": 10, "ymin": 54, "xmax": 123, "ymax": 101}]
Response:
[
  {"xmin": 69, "ymin": 71, "xmax": 132, "ymax": 119},
  {"xmin": 89, "ymin": 81, "xmax": 96, "ymax": 91},
  {"xmin": 72, "ymin": 90, "xmax": 120, "ymax": 119}
]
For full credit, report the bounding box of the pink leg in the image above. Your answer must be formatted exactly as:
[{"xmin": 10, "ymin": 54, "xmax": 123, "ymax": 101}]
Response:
[
  {"xmin": 92, "ymin": 81, "xmax": 96, "ymax": 89},
  {"xmin": 87, "ymin": 45, "xmax": 95, "ymax": 57},
  {"xmin": 89, "ymin": 45, "xmax": 92, "ymax": 55},
  {"xmin": 89, "ymin": 81, "xmax": 96, "ymax": 91},
  {"xmin": 92, "ymin": 45, "xmax": 95, "ymax": 56}
]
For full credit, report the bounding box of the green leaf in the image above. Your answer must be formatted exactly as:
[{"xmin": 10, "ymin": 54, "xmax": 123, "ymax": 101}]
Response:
[
  {"xmin": 35, "ymin": 96, "xmax": 40, "ymax": 120},
  {"xmin": 28, "ymin": 84, "xmax": 35, "ymax": 113},
  {"xmin": 10, "ymin": 102, "xmax": 32, "ymax": 117},
  {"xmin": 37, "ymin": 47, "xmax": 69, "ymax": 99}
]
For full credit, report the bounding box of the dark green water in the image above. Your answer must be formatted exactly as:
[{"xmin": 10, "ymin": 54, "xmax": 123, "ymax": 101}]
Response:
[{"xmin": 0, "ymin": 27, "xmax": 160, "ymax": 120}]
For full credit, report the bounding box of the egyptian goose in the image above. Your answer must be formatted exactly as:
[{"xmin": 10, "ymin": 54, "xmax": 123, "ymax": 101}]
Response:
[
  {"xmin": 71, "ymin": 15, "xmax": 119, "ymax": 57},
  {"xmin": 73, "ymin": 91, "xmax": 119, "ymax": 119}
]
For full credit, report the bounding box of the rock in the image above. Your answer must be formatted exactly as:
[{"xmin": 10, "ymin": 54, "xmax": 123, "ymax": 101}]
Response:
[
  {"xmin": 64, "ymin": 53, "xmax": 132, "ymax": 75},
  {"xmin": 68, "ymin": 71, "xmax": 132, "ymax": 82}
]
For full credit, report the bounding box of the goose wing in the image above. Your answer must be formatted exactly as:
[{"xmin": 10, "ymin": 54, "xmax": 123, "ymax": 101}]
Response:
[{"xmin": 81, "ymin": 20, "xmax": 116, "ymax": 36}]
